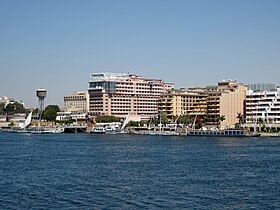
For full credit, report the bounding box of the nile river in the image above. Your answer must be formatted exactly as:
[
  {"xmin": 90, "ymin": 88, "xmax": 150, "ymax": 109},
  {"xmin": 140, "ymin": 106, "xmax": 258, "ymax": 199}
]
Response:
[{"xmin": 0, "ymin": 132, "xmax": 279, "ymax": 209}]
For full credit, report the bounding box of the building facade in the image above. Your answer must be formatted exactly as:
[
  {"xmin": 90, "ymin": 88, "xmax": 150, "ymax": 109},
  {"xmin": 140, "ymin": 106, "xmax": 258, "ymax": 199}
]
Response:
[
  {"xmin": 158, "ymin": 88, "xmax": 207, "ymax": 120},
  {"xmin": 215, "ymin": 81, "xmax": 247, "ymax": 128},
  {"xmin": 248, "ymin": 83, "xmax": 276, "ymax": 92},
  {"xmin": 88, "ymin": 72, "xmax": 174, "ymax": 119},
  {"xmin": 159, "ymin": 80, "xmax": 247, "ymax": 128},
  {"xmin": 245, "ymin": 86, "xmax": 280, "ymax": 128},
  {"xmin": 64, "ymin": 91, "xmax": 89, "ymax": 113}
]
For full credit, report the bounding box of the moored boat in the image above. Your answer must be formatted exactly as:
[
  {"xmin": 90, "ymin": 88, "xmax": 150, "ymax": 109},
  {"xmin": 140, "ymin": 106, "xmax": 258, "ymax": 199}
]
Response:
[
  {"xmin": 187, "ymin": 129, "xmax": 260, "ymax": 137},
  {"xmin": 269, "ymin": 132, "xmax": 280, "ymax": 138},
  {"xmin": 90, "ymin": 126, "xmax": 118, "ymax": 134}
]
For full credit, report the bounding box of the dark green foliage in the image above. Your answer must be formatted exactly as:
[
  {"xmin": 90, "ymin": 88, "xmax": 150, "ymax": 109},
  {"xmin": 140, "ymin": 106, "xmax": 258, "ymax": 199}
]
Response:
[
  {"xmin": 177, "ymin": 114, "xmax": 194, "ymax": 125},
  {"xmin": 0, "ymin": 103, "xmax": 5, "ymax": 115},
  {"xmin": 8, "ymin": 122, "xmax": 15, "ymax": 127},
  {"xmin": 0, "ymin": 101, "xmax": 26, "ymax": 115},
  {"xmin": 43, "ymin": 105, "xmax": 60, "ymax": 121},
  {"xmin": 237, "ymin": 113, "xmax": 246, "ymax": 126},
  {"xmin": 216, "ymin": 115, "xmax": 225, "ymax": 127},
  {"xmin": 158, "ymin": 111, "xmax": 168, "ymax": 124},
  {"xmin": 127, "ymin": 121, "xmax": 144, "ymax": 127},
  {"xmin": 95, "ymin": 115, "xmax": 120, "ymax": 123},
  {"xmin": 55, "ymin": 119, "xmax": 75, "ymax": 125}
]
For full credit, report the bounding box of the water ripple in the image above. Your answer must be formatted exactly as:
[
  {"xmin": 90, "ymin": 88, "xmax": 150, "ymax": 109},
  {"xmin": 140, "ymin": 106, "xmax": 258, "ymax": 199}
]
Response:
[{"xmin": 0, "ymin": 133, "xmax": 280, "ymax": 209}]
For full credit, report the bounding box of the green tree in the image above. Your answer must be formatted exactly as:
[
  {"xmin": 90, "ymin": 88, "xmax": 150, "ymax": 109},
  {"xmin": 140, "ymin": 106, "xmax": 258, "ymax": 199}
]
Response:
[
  {"xmin": 177, "ymin": 114, "xmax": 194, "ymax": 126},
  {"xmin": 216, "ymin": 115, "xmax": 225, "ymax": 128},
  {"xmin": 236, "ymin": 113, "xmax": 246, "ymax": 128},
  {"xmin": 127, "ymin": 121, "xmax": 144, "ymax": 127},
  {"xmin": 95, "ymin": 115, "xmax": 120, "ymax": 123},
  {"xmin": 257, "ymin": 118, "xmax": 265, "ymax": 132},
  {"xmin": 43, "ymin": 105, "xmax": 60, "ymax": 121},
  {"xmin": 0, "ymin": 103, "xmax": 5, "ymax": 115},
  {"xmin": 4, "ymin": 103, "xmax": 15, "ymax": 114},
  {"xmin": 8, "ymin": 122, "xmax": 15, "ymax": 127},
  {"xmin": 158, "ymin": 111, "xmax": 168, "ymax": 125},
  {"xmin": 3, "ymin": 102, "xmax": 26, "ymax": 114}
]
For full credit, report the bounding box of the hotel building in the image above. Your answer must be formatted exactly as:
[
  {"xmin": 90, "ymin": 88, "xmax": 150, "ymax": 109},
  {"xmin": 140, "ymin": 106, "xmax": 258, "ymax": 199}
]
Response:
[
  {"xmin": 207, "ymin": 81, "xmax": 247, "ymax": 128},
  {"xmin": 158, "ymin": 88, "xmax": 207, "ymax": 120},
  {"xmin": 159, "ymin": 80, "xmax": 247, "ymax": 128},
  {"xmin": 64, "ymin": 91, "xmax": 89, "ymax": 113},
  {"xmin": 245, "ymin": 86, "xmax": 280, "ymax": 127},
  {"xmin": 88, "ymin": 73, "xmax": 174, "ymax": 119}
]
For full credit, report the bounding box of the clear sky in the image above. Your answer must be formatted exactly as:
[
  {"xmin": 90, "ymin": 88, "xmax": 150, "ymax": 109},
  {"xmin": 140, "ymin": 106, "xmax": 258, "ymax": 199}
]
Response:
[{"xmin": 1, "ymin": 0, "xmax": 280, "ymax": 108}]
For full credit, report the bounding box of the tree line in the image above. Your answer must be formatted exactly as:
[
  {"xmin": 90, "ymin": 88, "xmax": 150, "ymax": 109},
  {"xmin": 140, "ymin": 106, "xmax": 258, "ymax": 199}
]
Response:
[
  {"xmin": 0, "ymin": 102, "xmax": 27, "ymax": 115},
  {"xmin": 0, "ymin": 102, "xmax": 60, "ymax": 122}
]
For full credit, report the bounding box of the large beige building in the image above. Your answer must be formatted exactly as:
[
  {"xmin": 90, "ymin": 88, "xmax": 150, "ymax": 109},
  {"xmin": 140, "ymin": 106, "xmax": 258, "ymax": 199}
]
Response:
[
  {"xmin": 159, "ymin": 80, "xmax": 247, "ymax": 128},
  {"xmin": 214, "ymin": 81, "xmax": 247, "ymax": 128},
  {"xmin": 158, "ymin": 88, "xmax": 207, "ymax": 120},
  {"xmin": 64, "ymin": 91, "xmax": 89, "ymax": 113},
  {"xmin": 88, "ymin": 72, "xmax": 174, "ymax": 119}
]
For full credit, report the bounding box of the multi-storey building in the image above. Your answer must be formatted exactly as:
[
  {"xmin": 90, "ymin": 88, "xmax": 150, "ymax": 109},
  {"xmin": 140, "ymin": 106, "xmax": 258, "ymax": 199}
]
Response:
[
  {"xmin": 248, "ymin": 83, "xmax": 276, "ymax": 92},
  {"xmin": 88, "ymin": 73, "xmax": 174, "ymax": 119},
  {"xmin": 245, "ymin": 86, "xmax": 280, "ymax": 127},
  {"xmin": 159, "ymin": 80, "xmax": 247, "ymax": 128},
  {"xmin": 158, "ymin": 88, "xmax": 207, "ymax": 120},
  {"xmin": 64, "ymin": 91, "xmax": 89, "ymax": 113},
  {"xmin": 207, "ymin": 81, "xmax": 247, "ymax": 128}
]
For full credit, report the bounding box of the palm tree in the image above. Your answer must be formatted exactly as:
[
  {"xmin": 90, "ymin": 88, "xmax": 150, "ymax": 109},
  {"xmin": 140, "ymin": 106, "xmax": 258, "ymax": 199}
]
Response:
[
  {"xmin": 257, "ymin": 118, "xmax": 265, "ymax": 132},
  {"xmin": 177, "ymin": 114, "xmax": 195, "ymax": 127},
  {"xmin": 236, "ymin": 113, "xmax": 246, "ymax": 128},
  {"xmin": 216, "ymin": 115, "xmax": 225, "ymax": 128}
]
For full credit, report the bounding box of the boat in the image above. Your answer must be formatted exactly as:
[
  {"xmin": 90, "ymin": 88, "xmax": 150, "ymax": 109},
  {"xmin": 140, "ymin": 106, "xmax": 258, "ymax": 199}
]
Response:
[
  {"xmin": 142, "ymin": 128, "xmax": 179, "ymax": 136},
  {"xmin": 269, "ymin": 132, "xmax": 280, "ymax": 138},
  {"xmin": 30, "ymin": 130, "xmax": 52, "ymax": 134},
  {"xmin": 90, "ymin": 126, "xmax": 118, "ymax": 134},
  {"xmin": 187, "ymin": 129, "xmax": 261, "ymax": 137},
  {"xmin": 17, "ymin": 111, "xmax": 33, "ymax": 133},
  {"xmin": 30, "ymin": 127, "xmax": 64, "ymax": 134},
  {"xmin": 144, "ymin": 115, "xmax": 179, "ymax": 136}
]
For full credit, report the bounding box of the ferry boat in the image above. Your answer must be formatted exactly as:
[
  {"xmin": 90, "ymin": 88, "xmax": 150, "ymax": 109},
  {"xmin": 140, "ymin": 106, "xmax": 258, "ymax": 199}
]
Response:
[
  {"xmin": 188, "ymin": 129, "xmax": 261, "ymax": 137},
  {"xmin": 90, "ymin": 126, "xmax": 118, "ymax": 134}
]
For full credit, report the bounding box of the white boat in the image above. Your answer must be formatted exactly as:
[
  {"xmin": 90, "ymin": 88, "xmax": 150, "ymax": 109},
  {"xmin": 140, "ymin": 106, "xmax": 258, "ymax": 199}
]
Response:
[
  {"xmin": 30, "ymin": 130, "xmax": 52, "ymax": 134},
  {"xmin": 30, "ymin": 127, "xmax": 64, "ymax": 134},
  {"xmin": 90, "ymin": 126, "xmax": 117, "ymax": 134},
  {"xmin": 17, "ymin": 111, "xmax": 32, "ymax": 133},
  {"xmin": 146, "ymin": 130, "xmax": 179, "ymax": 136},
  {"xmin": 90, "ymin": 126, "xmax": 106, "ymax": 134},
  {"xmin": 50, "ymin": 127, "xmax": 65, "ymax": 133},
  {"xmin": 145, "ymin": 117, "xmax": 179, "ymax": 136}
]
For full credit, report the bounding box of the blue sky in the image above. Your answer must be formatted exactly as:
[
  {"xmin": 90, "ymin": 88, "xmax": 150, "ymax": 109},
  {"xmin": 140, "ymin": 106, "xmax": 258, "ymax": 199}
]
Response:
[{"xmin": 1, "ymin": 0, "xmax": 280, "ymax": 107}]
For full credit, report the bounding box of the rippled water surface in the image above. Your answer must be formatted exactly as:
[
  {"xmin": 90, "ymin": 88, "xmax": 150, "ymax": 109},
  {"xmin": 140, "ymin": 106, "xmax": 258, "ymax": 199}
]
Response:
[{"xmin": 0, "ymin": 132, "xmax": 280, "ymax": 209}]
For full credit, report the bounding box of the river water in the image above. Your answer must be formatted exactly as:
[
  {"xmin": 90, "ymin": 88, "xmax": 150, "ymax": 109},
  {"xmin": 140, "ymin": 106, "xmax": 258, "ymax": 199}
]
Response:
[{"xmin": 0, "ymin": 132, "xmax": 279, "ymax": 209}]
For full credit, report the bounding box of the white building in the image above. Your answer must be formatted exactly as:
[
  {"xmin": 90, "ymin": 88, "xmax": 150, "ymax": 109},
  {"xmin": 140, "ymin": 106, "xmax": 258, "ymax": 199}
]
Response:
[
  {"xmin": 246, "ymin": 86, "xmax": 280, "ymax": 126},
  {"xmin": 56, "ymin": 112, "xmax": 87, "ymax": 121}
]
